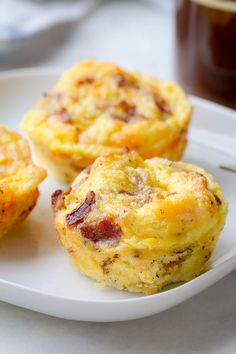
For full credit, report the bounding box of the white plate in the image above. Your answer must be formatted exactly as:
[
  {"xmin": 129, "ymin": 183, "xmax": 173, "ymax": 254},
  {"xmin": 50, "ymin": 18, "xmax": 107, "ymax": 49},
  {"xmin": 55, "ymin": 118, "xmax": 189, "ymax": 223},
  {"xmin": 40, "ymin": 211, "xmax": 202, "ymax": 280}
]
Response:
[{"xmin": 0, "ymin": 69, "xmax": 236, "ymax": 322}]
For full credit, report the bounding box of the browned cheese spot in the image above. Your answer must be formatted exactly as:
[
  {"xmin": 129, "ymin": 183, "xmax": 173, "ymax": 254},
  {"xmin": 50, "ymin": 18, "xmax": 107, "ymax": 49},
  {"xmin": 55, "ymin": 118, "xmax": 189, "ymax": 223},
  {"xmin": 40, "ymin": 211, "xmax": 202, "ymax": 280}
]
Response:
[{"xmin": 155, "ymin": 97, "xmax": 172, "ymax": 114}]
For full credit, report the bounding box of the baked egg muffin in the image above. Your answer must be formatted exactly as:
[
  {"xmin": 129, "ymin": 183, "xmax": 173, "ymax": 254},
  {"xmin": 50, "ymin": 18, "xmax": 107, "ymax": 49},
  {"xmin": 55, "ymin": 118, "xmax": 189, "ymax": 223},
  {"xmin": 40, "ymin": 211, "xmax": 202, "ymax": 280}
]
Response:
[
  {"xmin": 21, "ymin": 60, "xmax": 192, "ymax": 183},
  {"xmin": 0, "ymin": 124, "xmax": 47, "ymax": 238},
  {"xmin": 52, "ymin": 150, "xmax": 227, "ymax": 294}
]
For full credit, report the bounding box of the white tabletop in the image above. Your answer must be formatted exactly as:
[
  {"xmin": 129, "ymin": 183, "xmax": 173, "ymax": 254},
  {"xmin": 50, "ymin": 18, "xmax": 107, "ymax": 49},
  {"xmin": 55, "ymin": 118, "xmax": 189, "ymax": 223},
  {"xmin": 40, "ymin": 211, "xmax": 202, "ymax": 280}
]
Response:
[{"xmin": 0, "ymin": 1, "xmax": 236, "ymax": 353}]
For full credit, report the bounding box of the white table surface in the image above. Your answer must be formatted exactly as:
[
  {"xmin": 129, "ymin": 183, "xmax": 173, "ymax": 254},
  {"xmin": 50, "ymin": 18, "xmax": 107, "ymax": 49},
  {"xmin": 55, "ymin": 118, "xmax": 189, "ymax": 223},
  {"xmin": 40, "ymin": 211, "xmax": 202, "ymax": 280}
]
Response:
[{"xmin": 0, "ymin": 1, "xmax": 236, "ymax": 353}]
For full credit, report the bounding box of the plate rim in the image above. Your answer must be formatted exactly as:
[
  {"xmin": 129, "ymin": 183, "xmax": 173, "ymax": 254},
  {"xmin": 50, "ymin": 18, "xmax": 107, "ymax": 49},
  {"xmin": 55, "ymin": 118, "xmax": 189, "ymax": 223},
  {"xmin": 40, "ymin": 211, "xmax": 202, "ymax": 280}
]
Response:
[{"xmin": 0, "ymin": 250, "xmax": 235, "ymax": 304}]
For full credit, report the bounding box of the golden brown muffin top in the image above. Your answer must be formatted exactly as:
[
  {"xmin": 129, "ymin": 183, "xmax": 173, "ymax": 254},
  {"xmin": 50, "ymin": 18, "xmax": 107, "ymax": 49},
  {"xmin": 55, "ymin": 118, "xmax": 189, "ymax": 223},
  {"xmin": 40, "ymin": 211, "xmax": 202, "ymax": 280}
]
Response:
[
  {"xmin": 22, "ymin": 60, "xmax": 191, "ymax": 153},
  {"xmin": 52, "ymin": 151, "xmax": 227, "ymax": 252},
  {"xmin": 0, "ymin": 124, "xmax": 46, "ymax": 190}
]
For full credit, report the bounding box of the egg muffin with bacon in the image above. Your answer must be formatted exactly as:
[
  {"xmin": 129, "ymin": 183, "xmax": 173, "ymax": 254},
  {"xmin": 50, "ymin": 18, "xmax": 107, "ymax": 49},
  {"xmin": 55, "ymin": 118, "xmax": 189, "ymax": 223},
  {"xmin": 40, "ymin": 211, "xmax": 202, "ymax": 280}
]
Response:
[
  {"xmin": 21, "ymin": 60, "xmax": 192, "ymax": 183},
  {"xmin": 52, "ymin": 150, "xmax": 227, "ymax": 294},
  {"xmin": 0, "ymin": 124, "xmax": 47, "ymax": 238}
]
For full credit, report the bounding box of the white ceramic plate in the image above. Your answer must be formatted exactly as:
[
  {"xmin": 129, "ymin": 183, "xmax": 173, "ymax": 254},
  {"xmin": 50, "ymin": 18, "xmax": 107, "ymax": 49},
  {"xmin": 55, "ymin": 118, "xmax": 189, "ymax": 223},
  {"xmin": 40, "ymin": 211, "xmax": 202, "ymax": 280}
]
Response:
[{"xmin": 0, "ymin": 69, "xmax": 235, "ymax": 322}]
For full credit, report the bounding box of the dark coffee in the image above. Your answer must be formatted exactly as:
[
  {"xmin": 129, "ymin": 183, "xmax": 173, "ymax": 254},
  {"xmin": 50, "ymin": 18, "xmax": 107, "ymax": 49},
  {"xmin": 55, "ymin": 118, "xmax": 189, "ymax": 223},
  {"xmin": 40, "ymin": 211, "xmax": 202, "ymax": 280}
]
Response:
[{"xmin": 175, "ymin": 0, "xmax": 236, "ymax": 108}]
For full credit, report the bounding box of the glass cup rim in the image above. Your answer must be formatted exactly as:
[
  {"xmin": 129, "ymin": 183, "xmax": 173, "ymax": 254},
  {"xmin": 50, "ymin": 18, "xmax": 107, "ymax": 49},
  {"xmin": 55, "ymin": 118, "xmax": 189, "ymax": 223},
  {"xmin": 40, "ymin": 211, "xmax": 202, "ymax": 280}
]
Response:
[{"xmin": 191, "ymin": 0, "xmax": 236, "ymax": 12}]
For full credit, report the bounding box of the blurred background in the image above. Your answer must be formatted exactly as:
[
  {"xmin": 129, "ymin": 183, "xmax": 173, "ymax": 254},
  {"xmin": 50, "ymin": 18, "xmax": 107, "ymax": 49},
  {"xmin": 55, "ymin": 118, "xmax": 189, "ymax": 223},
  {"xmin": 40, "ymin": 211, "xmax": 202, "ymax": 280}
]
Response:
[
  {"xmin": 1, "ymin": 0, "xmax": 236, "ymax": 108},
  {"xmin": 0, "ymin": 0, "xmax": 174, "ymax": 77}
]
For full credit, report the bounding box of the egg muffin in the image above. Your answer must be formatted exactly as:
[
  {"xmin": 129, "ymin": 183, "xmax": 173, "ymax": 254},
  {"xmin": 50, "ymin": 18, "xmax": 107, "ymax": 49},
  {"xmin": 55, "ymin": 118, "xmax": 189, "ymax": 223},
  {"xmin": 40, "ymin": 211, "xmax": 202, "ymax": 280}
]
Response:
[
  {"xmin": 21, "ymin": 60, "xmax": 192, "ymax": 183},
  {"xmin": 0, "ymin": 124, "xmax": 47, "ymax": 238},
  {"xmin": 52, "ymin": 150, "xmax": 227, "ymax": 294}
]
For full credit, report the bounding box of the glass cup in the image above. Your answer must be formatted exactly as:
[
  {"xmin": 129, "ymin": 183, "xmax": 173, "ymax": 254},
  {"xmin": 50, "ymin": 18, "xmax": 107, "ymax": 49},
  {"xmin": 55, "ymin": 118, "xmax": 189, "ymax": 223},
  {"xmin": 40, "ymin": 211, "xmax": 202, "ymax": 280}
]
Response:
[{"xmin": 175, "ymin": 0, "xmax": 236, "ymax": 109}]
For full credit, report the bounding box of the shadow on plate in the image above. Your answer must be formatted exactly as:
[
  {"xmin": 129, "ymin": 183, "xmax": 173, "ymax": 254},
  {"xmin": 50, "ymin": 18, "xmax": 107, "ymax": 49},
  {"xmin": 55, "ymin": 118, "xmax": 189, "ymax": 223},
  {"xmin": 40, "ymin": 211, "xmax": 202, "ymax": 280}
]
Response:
[{"xmin": 0, "ymin": 216, "xmax": 58, "ymax": 261}]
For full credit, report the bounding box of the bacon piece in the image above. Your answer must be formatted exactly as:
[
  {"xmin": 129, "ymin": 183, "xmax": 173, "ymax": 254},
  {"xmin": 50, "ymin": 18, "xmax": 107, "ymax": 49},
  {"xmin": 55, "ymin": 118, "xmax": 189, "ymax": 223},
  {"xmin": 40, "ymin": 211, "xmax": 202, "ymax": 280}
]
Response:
[
  {"xmin": 214, "ymin": 194, "xmax": 222, "ymax": 206},
  {"xmin": 80, "ymin": 218, "xmax": 121, "ymax": 243},
  {"xmin": 51, "ymin": 187, "xmax": 72, "ymax": 212},
  {"xmin": 118, "ymin": 101, "xmax": 136, "ymax": 116},
  {"xmin": 52, "ymin": 107, "xmax": 72, "ymax": 123},
  {"xmin": 155, "ymin": 97, "xmax": 172, "ymax": 114},
  {"xmin": 116, "ymin": 74, "xmax": 138, "ymax": 89},
  {"xmin": 66, "ymin": 191, "xmax": 96, "ymax": 227},
  {"xmin": 77, "ymin": 77, "xmax": 94, "ymax": 85},
  {"xmin": 112, "ymin": 101, "xmax": 136, "ymax": 122},
  {"xmin": 112, "ymin": 101, "xmax": 148, "ymax": 122},
  {"xmin": 51, "ymin": 189, "xmax": 64, "ymax": 212},
  {"xmin": 116, "ymin": 75, "xmax": 128, "ymax": 87}
]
